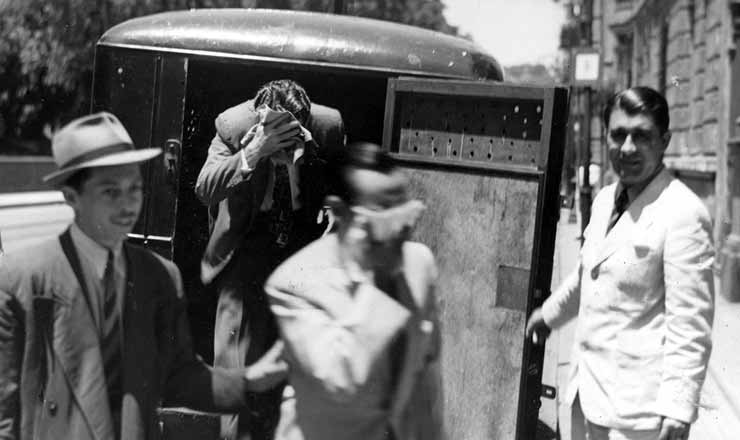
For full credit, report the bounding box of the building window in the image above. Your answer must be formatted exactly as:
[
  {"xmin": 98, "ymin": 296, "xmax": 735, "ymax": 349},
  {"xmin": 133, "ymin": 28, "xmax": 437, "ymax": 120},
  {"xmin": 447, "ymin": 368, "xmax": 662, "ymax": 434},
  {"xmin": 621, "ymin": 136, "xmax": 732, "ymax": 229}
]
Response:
[
  {"xmin": 616, "ymin": 33, "xmax": 634, "ymax": 89},
  {"xmin": 616, "ymin": 0, "xmax": 633, "ymax": 12}
]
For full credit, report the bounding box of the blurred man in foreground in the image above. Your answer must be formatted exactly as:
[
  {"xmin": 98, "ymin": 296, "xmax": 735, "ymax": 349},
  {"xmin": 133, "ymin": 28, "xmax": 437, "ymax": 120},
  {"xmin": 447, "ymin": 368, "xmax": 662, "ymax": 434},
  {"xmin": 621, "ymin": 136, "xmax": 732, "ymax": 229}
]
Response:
[
  {"xmin": 527, "ymin": 87, "xmax": 714, "ymax": 440},
  {"xmin": 266, "ymin": 142, "xmax": 445, "ymax": 440}
]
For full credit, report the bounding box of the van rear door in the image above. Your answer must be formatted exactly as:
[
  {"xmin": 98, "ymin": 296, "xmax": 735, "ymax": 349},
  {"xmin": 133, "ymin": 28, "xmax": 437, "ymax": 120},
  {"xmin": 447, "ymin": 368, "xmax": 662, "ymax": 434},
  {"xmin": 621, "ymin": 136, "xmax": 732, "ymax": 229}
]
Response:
[{"xmin": 382, "ymin": 77, "xmax": 568, "ymax": 440}]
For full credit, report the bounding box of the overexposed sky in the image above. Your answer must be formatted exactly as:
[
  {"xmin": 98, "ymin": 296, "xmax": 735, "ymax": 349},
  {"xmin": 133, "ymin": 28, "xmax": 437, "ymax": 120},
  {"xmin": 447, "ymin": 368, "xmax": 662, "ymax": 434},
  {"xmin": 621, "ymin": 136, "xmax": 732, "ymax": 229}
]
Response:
[{"xmin": 443, "ymin": 0, "xmax": 566, "ymax": 67}]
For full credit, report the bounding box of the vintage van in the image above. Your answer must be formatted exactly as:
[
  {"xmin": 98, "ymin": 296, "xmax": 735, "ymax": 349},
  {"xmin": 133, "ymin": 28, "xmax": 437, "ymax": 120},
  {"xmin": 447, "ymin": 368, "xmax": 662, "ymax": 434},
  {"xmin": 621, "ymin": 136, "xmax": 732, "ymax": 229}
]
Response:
[{"xmin": 93, "ymin": 9, "xmax": 567, "ymax": 439}]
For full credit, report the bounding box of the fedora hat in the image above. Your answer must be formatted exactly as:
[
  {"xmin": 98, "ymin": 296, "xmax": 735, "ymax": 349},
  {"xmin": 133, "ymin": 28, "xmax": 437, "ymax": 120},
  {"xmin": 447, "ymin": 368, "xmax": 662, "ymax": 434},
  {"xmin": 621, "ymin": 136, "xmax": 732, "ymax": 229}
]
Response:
[{"xmin": 43, "ymin": 112, "xmax": 162, "ymax": 186}]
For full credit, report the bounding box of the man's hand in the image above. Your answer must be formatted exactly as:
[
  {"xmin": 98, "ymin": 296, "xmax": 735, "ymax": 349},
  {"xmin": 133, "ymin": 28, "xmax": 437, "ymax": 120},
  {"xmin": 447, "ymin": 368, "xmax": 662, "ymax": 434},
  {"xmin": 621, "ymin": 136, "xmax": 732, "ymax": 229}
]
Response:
[
  {"xmin": 658, "ymin": 417, "xmax": 690, "ymax": 440},
  {"xmin": 525, "ymin": 307, "xmax": 551, "ymax": 345},
  {"xmin": 245, "ymin": 340, "xmax": 289, "ymax": 392},
  {"xmin": 241, "ymin": 114, "xmax": 302, "ymax": 166}
]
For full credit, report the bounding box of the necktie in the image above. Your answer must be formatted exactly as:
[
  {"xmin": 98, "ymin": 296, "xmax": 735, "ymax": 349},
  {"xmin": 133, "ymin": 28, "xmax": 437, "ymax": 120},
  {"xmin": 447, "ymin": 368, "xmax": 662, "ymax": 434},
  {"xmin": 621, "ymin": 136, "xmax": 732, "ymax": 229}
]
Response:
[
  {"xmin": 607, "ymin": 188, "xmax": 629, "ymax": 233},
  {"xmin": 271, "ymin": 163, "xmax": 293, "ymax": 247},
  {"xmin": 101, "ymin": 250, "xmax": 122, "ymax": 412}
]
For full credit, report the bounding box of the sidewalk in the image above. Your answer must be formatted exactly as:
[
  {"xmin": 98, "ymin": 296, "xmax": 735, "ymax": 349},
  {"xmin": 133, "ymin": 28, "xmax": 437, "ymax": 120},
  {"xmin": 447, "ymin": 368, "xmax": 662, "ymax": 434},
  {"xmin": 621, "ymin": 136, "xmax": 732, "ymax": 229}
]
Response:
[{"xmin": 541, "ymin": 209, "xmax": 740, "ymax": 439}]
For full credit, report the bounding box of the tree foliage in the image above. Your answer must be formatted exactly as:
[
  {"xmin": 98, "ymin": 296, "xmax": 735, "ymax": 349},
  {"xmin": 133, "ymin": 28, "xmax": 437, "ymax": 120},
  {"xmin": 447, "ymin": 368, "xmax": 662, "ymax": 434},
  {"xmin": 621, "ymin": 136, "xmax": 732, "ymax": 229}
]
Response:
[{"xmin": 0, "ymin": 0, "xmax": 460, "ymax": 153}]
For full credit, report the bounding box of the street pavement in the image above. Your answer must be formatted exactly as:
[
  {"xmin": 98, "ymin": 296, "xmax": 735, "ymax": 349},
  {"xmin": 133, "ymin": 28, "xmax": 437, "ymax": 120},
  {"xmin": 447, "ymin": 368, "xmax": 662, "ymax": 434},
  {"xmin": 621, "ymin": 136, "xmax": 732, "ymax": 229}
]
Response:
[{"xmin": 540, "ymin": 208, "xmax": 740, "ymax": 440}]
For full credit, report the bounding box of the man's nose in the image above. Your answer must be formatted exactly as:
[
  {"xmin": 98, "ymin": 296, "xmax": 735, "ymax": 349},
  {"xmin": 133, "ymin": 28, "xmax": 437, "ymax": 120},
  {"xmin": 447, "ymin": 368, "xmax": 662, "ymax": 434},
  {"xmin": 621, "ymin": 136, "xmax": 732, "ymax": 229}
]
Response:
[
  {"xmin": 620, "ymin": 135, "xmax": 637, "ymax": 155},
  {"xmin": 120, "ymin": 191, "xmax": 142, "ymax": 210}
]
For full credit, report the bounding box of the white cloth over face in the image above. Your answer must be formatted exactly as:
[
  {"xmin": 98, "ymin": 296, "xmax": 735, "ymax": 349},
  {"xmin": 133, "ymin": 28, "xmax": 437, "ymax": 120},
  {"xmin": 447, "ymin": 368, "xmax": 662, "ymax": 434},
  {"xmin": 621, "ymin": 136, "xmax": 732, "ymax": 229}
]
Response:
[{"xmin": 238, "ymin": 105, "xmax": 315, "ymax": 211}]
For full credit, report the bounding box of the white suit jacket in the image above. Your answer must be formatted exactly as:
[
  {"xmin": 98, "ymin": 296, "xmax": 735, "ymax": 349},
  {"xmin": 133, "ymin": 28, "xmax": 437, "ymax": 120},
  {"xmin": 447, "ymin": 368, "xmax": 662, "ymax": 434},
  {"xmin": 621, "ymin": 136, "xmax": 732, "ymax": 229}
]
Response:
[
  {"xmin": 266, "ymin": 234, "xmax": 445, "ymax": 440},
  {"xmin": 542, "ymin": 169, "xmax": 714, "ymax": 430}
]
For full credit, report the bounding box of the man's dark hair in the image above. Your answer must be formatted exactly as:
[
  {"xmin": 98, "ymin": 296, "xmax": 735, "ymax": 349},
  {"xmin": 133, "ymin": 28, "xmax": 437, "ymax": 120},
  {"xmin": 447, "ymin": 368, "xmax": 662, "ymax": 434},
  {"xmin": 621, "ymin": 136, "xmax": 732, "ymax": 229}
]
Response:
[
  {"xmin": 253, "ymin": 79, "xmax": 311, "ymax": 124},
  {"xmin": 602, "ymin": 86, "xmax": 670, "ymax": 135},
  {"xmin": 333, "ymin": 142, "xmax": 397, "ymax": 205},
  {"xmin": 63, "ymin": 168, "xmax": 92, "ymax": 192}
]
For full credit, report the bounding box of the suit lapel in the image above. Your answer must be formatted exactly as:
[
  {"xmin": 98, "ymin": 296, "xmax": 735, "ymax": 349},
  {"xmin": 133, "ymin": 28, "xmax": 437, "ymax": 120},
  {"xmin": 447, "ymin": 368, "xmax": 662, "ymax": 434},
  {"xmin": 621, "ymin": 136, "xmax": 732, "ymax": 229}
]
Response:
[
  {"xmin": 120, "ymin": 244, "xmax": 154, "ymax": 440},
  {"xmin": 54, "ymin": 231, "xmax": 115, "ymax": 440},
  {"xmin": 591, "ymin": 170, "xmax": 670, "ymax": 267}
]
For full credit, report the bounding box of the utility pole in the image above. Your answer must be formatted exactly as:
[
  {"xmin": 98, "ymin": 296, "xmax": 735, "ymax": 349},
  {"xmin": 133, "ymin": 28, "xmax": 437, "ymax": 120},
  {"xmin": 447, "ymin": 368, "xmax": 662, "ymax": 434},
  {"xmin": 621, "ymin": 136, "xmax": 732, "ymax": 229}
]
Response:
[
  {"xmin": 579, "ymin": 0, "xmax": 594, "ymax": 235},
  {"xmin": 576, "ymin": 0, "xmax": 593, "ymax": 242}
]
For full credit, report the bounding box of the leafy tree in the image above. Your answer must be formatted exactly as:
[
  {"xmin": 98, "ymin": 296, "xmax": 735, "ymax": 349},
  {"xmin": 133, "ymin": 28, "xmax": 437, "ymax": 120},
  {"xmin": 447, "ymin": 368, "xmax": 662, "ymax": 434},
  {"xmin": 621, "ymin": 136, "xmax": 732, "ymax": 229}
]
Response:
[{"xmin": 0, "ymin": 0, "xmax": 460, "ymax": 154}]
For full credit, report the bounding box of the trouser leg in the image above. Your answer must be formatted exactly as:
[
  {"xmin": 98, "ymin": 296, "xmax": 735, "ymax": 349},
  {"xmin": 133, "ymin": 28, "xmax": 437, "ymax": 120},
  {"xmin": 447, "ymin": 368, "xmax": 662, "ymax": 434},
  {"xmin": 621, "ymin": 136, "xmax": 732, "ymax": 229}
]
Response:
[{"xmin": 571, "ymin": 395, "xmax": 589, "ymax": 440}]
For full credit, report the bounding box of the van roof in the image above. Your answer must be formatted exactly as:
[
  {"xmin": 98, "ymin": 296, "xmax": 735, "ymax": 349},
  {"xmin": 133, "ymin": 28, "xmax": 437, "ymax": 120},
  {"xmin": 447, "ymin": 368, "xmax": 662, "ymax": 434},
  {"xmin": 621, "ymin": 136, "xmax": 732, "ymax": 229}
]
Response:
[{"xmin": 98, "ymin": 9, "xmax": 503, "ymax": 80}]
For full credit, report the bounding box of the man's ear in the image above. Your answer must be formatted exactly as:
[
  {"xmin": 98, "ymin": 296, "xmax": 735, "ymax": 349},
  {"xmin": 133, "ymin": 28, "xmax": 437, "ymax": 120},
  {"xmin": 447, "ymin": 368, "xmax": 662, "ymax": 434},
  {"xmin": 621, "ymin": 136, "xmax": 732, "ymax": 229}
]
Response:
[
  {"xmin": 60, "ymin": 186, "xmax": 79, "ymax": 211},
  {"xmin": 661, "ymin": 130, "xmax": 672, "ymax": 152}
]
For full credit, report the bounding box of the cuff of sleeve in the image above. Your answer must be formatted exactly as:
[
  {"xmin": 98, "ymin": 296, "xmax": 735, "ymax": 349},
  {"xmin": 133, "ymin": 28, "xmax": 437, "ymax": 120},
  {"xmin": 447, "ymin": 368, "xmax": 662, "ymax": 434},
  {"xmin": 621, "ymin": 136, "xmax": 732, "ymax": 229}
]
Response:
[
  {"xmin": 655, "ymin": 379, "xmax": 701, "ymax": 423},
  {"xmin": 541, "ymin": 295, "xmax": 565, "ymax": 330},
  {"xmin": 240, "ymin": 147, "xmax": 256, "ymax": 174}
]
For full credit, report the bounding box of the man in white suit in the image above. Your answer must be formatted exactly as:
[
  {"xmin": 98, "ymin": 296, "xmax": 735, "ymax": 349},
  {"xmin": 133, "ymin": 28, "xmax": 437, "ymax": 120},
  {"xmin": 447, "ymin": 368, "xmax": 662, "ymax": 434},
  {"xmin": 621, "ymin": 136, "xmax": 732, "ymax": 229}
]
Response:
[
  {"xmin": 527, "ymin": 87, "xmax": 714, "ymax": 440},
  {"xmin": 265, "ymin": 142, "xmax": 444, "ymax": 440}
]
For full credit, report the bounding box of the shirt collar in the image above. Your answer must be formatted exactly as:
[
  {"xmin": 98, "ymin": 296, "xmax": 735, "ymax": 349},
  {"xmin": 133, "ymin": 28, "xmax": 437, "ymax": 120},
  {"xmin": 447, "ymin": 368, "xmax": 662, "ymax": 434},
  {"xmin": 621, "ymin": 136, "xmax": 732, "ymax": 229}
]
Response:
[
  {"xmin": 69, "ymin": 223, "xmax": 123, "ymax": 280},
  {"xmin": 617, "ymin": 163, "xmax": 665, "ymax": 203}
]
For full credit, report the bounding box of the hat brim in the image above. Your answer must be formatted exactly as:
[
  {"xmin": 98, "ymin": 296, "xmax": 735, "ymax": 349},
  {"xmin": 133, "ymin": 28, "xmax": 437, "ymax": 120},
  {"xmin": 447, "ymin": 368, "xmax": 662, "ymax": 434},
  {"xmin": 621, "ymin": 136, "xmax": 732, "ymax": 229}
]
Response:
[{"xmin": 43, "ymin": 148, "xmax": 162, "ymax": 187}]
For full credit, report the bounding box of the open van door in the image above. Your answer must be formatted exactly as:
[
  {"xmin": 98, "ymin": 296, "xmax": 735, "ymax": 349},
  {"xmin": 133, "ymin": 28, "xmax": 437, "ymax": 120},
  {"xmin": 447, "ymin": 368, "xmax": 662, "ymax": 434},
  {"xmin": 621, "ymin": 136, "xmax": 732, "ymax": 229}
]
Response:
[
  {"xmin": 91, "ymin": 50, "xmax": 188, "ymax": 259},
  {"xmin": 382, "ymin": 77, "xmax": 568, "ymax": 440}
]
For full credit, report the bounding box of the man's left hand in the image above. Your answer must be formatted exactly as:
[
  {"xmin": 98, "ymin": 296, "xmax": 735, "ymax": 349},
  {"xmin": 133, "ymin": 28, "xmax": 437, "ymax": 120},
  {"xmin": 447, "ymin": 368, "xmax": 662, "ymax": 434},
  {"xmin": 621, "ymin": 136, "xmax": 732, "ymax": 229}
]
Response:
[
  {"xmin": 244, "ymin": 340, "xmax": 289, "ymax": 392},
  {"xmin": 658, "ymin": 416, "xmax": 690, "ymax": 440}
]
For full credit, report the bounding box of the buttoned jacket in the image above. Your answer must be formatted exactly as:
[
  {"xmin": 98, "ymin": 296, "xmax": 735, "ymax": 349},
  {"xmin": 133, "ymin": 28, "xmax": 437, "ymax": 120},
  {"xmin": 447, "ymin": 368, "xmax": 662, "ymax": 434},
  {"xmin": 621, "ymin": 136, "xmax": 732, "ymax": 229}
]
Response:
[{"xmin": 542, "ymin": 169, "xmax": 714, "ymax": 429}]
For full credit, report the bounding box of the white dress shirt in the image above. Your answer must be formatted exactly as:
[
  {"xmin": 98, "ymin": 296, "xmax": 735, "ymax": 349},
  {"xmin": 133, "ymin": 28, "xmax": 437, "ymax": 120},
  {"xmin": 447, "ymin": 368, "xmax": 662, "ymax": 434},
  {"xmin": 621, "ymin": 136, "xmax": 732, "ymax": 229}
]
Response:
[{"xmin": 69, "ymin": 223, "xmax": 126, "ymax": 334}]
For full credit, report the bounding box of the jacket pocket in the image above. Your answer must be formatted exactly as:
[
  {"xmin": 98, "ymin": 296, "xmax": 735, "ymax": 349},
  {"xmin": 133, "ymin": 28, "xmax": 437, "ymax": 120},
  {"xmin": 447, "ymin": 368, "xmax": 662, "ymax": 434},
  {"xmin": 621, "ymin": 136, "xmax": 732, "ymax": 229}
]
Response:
[{"xmin": 614, "ymin": 330, "xmax": 662, "ymax": 417}]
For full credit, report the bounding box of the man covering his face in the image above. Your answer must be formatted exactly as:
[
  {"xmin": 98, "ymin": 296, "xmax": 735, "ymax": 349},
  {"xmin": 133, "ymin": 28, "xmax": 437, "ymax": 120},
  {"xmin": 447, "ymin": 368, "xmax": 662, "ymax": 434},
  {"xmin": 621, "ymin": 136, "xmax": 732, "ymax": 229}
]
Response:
[{"xmin": 194, "ymin": 79, "xmax": 345, "ymax": 440}]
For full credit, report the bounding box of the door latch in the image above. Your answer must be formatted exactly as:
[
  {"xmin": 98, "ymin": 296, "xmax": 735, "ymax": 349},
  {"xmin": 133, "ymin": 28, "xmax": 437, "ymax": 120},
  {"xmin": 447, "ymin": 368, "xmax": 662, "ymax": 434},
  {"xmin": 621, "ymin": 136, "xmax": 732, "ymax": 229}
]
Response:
[
  {"xmin": 163, "ymin": 139, "xmax": 181, "ymax": 181},
  {"xmin": 541, "ymin": 384, "xmax": 557, "ymax": 400}
]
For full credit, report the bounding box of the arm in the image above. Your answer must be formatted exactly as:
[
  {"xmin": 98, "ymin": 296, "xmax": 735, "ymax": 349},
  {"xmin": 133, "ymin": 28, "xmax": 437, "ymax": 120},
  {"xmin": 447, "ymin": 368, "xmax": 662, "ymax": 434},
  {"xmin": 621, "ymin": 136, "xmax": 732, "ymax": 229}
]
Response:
[
  {"xmin": 655, "ymin": 204, "xmax": 714, "ymax": 424},
  {"xmin": 195, "ymin": 114, "xmax": 302, "ymax": 205},
  {"xmin": 528, "ymin": 192, "xmax": 606, "ymax": 338},
  {"xmin": 267, "ymin": 280, "xmax": 411, "ymax": 402},
  {"xmin": 533, "ymin": 198, "xmax": 605, "ymax": 335},
  {"xmin": 0, "ymin": 289, "xmax": 20, "ymax": 440},
  {"xmin": 161, "ymin": 263, "xmax": 286, "ymax": 412},
  {"xmin": 527, "ymin": 255, "xmax": 583, "ymax": 342},
  {"xmin": 194, "ymin": 132, "xmax": 248, "ymax": 206},
  {"xmin": 540, "ymin": 261, "xmax": 582, "ymax": 330}
]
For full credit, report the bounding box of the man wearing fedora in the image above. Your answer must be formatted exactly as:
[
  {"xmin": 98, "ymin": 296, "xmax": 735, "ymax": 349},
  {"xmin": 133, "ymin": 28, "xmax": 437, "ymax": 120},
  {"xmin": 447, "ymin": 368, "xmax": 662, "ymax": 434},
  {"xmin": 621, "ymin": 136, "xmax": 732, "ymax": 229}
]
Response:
[
  {"xmin": 195, "ymin": 79, "xmax": 344, "ymax": 440},
  {"xmin": 0, "ymin": 112, "xmax": 288, "ymax": 440}
]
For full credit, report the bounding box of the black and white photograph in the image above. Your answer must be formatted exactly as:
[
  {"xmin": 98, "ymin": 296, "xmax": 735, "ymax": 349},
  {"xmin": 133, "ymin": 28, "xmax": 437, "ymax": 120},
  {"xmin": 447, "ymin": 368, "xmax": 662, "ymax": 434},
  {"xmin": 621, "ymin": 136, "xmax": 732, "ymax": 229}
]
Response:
[{"xmin": 0, "ymin": 1, "xmax": 737, "ymax": 439}]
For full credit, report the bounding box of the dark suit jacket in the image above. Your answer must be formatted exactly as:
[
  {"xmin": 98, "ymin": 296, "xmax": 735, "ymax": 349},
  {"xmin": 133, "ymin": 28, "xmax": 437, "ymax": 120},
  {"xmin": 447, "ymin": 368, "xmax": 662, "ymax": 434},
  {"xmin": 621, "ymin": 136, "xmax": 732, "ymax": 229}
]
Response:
[
  {"xmin": 0, "ymin": 233, "xmax": 252, "ymax": 440},
  {"xmin": 195, "ymin": 99, "xmax": 345, "ymax": 285}
]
